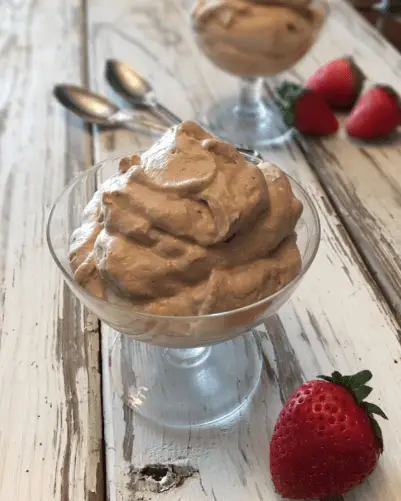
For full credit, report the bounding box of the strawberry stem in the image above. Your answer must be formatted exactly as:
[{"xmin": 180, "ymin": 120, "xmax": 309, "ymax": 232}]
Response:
[
  {"xmin": 373, "ymin": 85, "xmax": 401, "ymax": 123},
  {"xmin": 275, "ymin": 81, "xmax": 308, "ymax": 127},
  {"xmin": 318, "ymin": 370, "xmax": 388, "ymax": 452},
  {"xmin": 347, "ymin": 56, "xmax": 366, "ymax": 107}
]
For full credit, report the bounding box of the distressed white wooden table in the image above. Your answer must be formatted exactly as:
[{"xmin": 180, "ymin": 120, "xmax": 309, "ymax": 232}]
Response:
[{"xmin": 2, "ymin": 0, "xmax": 401, "ymax": 500}]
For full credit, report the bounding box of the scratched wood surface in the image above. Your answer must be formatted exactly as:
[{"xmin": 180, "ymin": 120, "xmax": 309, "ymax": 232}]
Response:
[
  {"xmin": 86, "ymin": 1, "xmax": 401, "ymax": 500},
  {"xmin": 285, "ymin": 1, "xmax": 401, "ymax": 322},
  {"xmin": 0, "ymin": 1, "xmax": 104, "ymax": 500}
]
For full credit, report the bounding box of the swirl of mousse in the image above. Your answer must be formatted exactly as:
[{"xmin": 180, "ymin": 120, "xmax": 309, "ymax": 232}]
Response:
[
  {"xmin": 191, "ymin": 0, "xmax": 325, "ymax": 77},
  {"xmin": 69, "ymin": 121, "xmax": 303, "ymax": 317}
]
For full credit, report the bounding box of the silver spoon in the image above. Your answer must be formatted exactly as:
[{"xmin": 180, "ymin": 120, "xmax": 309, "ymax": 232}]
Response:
[
  {"xmin": 105, "ymin": 59, "xmax": 181, "ymax": 125},
  {"xmin": 53, "ymin": 84, "xmax": 262, "ymax": 161},
  {"xmin": 53, "ymin": 85, "xmax": 167, "ymax": 133},
  {"xmin": 105, "ymin": 60, "xmax": 262, "ymax": 159}
]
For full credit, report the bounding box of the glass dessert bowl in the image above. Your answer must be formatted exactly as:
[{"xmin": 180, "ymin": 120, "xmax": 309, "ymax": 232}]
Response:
[
  {"xmin": 191, "ymin": 0, "xmax": 330, "ymax": 146},
  {"xmin": 47, "ymin": 124, "xmax": 320, "ymax": 428}
]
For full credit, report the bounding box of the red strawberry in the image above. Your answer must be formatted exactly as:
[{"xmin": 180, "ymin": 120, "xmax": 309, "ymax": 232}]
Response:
[
  {"xmin": 270, "ymin": 370, "xmax": 387, "ymax": 499},
  {"xmin": 277, "ymin": 82, "xmax": 339, "ymax": 136},
  {"xmin": 305, "ymin": 57, "xmax": 365, "ymax": 109},
  {"xmin": 345, "ymin": 85, "xmax": 401, "ymax": 139}
]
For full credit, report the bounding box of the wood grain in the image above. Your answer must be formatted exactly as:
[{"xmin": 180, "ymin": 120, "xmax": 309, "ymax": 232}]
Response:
[
  {"xmin": 86, "ymin": 0, "xmax": 401, "ymax": 500},
  {"xmin": 0, "ymin": 0, "xmax": 104, "ymax": 499},
  {"xmin": 282, "ymin": 1, "xmax": 401, "ymax": 322}
]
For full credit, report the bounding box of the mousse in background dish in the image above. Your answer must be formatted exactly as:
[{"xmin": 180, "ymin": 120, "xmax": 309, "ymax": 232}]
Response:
[{"xmin": 191, "ymin": 0, "xmax": 325, "ymax": 77}]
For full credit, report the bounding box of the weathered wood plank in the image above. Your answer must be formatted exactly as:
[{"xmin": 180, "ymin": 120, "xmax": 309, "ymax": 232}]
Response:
[
  {"xmin": 86, "ymin": 0, "xmax": 401, "ymax": 500},
  {"xmin": 0, "ymin": 1, "xmax": 104, "ymax": 500},
  {"xmin": 281, "ymin": 1, "xmax": 401, "ymax": 322}
]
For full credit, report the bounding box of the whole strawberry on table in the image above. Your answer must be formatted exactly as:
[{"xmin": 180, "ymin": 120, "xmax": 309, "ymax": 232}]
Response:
[
  {"xmin": 277, "ymin": 81, "xmax": 339, "ymax": 137},
  {"xmin": 345, "ymin": 85, "xmax": 401, "ymax": 140},
  {"xmin": 305, "ymin": 56, "xmax": 365, "ymax": 110},
  {"xmin": 270, "ymin": 370, "xmax": 387, "ymax": 499}
]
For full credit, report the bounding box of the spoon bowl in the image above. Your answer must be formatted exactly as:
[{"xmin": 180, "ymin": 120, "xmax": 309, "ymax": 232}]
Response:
[
  {"xmin": 53, "ymin": 84, "xmax": 167, "ymax": 133},
  {"xmin": 105, "ymin": 59, "xmax": 181, "ymax": 125},
  {"xmin": 53, "ymin": 85, "xmax": 120, "ymax": 126},
  {"xmin": 105, "ymin": 59, "xmax": 153, "ymax": 107}
]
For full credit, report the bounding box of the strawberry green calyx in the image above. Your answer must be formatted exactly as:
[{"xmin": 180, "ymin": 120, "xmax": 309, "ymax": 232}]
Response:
[
  {"xmin": 374, "ymin": 84, "xmax": 401, "ymax": 118},
  {"xmin": 318, "ymin": 370, "xmax": 388, "ymax": 452},
  {"xmin": 346, "ymin": 56, "xmax": 365, "ymax": 107},
  {"xmin": 374, "ymin": 84, "xmax": 399, "ymax": 100},
  {"xmin": 276, "ymin": 81, "xmax": 308, "ymax": 127}
]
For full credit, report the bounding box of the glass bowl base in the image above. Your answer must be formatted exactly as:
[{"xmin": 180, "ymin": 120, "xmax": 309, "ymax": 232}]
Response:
[
  {"xmin": 201, "ymin": 96, "xmax": 294, "ymax": 148},
  {"xmin": 109, "ymin": 332, "xmax": 263, "ymax": 429}
]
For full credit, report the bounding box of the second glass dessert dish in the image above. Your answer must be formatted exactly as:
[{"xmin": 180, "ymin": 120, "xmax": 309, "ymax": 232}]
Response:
[
  {"xmin": 191, "ymin": 0, "xmax": 329, "ymax": 146},
  {"xmin": 47, "ymin": 121, "xmax": 320, "ymax": 428}
]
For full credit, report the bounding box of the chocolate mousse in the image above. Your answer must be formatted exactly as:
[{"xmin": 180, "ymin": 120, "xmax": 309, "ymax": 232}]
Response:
[{"xmin": 69, "ymin": 121, "xmax": 303, "ymax": 316}]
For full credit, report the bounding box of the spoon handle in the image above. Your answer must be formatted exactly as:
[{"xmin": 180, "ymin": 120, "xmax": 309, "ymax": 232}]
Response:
[
  {"xmin": 113, "ymin": 113, "xmax": 263, "ymax": 160},
  {"xmin": 152, "ymin": 103, "xmax": 181, "ymax": 125},
  {"xmin": 122, "ymin": 118, "xmax": 168, "ymax": 134},
  {"xmin": 110, "ymin": 110, "xmax": 168, "ymax": 132},
  {"xmin": 122, "ymin": 120, "xmax": 167, "ymax": 136}
]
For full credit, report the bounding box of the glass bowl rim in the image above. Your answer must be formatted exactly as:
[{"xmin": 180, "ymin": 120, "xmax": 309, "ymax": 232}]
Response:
[{"xmin": 47, "ymin": 154, "xmax": 321, "ymax": 322}]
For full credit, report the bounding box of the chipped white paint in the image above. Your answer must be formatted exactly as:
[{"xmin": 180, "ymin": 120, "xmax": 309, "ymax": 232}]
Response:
[
  {"xmin": 282, "ymin": 1, "xmax": 401, "ymax": 320},
  {"xmin": 4, "ymin": 1, "xmax": 400, "ymax": 500},
  {"xmin": 86, "ymin": 0, "xmax": 401, "ymax": 500},
  {"xmin": 0, "ymin": 1, "xmax": 104, "ymax": 500}
]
